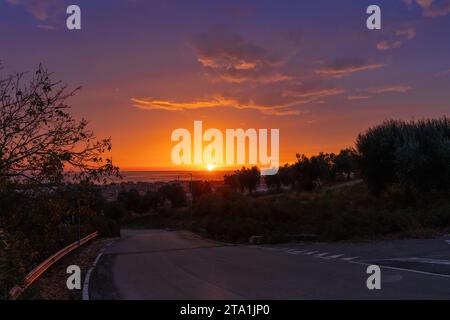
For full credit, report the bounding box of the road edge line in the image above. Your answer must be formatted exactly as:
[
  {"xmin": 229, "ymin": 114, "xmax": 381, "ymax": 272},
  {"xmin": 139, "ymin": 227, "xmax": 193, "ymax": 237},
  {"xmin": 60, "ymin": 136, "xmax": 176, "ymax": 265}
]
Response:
[
  {"xmin": 82, "ymin": 240, "xmax": 116, "ymax": 300},
  {"xmin": 350, "ymin": 260, "xmax": 450, "ymax": 278}
]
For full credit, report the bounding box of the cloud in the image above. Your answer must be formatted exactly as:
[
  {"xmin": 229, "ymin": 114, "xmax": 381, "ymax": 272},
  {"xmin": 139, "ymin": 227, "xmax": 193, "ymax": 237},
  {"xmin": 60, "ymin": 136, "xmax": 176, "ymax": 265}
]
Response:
[
  {"xmin": 403, "ymin": 0, "xmax": 450, "ymax": 18},
  {"xmin": 348, "ymin": 85, "xmax": 412, "ymax": 101},
  {"xmin": 396, "ymin": 28, "xmax": 417, "ymax": 40},
  {"xmin": 314, "ymin": 58, "xmax": 385, "ymax": 78},
  {"xmin": 131, "ymin": 96, "xmax": 302, "ymax": 116},
  {"xmin": 6, "ymin": 0, "xmax": 61, "ymax": 21},
  {"xmin": 6, "ymin": 0, "xmax": 64, "ymax": 30},
  {"xmin": 189, "ymin": 26, "xmax": 291, "ymax": 83},
  {"xmin": 377, "ymin": 40, "xmax": 403, "ymax": 51},
  {"xmin": 347, "ymin": 95, "xmax": 371, "ymax": 101},
  {"xmin": 37, "ymin": 24, "xmax": 56, "ymax": 30},
  {"xmin": 361, "ymin": 85, "xmax": 412, "ymax": 94},
  {"xmin": 132, "ymin": 83, "xmax": 345, "ymax": 116},
  {"xmin": 282, "ymin": 87, "xmax": 345, "ymax": 99},
  {"xmin": 377, "ymin": 27, "xmax": 416, "ymax": 51}
]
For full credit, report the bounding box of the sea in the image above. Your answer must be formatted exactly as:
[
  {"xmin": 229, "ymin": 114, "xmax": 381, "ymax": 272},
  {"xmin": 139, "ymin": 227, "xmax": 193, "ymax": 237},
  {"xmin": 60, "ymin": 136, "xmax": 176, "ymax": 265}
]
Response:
[{"xmin": 115, "ymin": 170, "xmax": 234, "ymax": 183}]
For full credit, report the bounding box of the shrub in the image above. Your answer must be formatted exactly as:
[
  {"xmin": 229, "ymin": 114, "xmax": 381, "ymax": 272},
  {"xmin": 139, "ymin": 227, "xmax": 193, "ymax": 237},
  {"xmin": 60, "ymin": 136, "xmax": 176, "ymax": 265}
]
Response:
[
  {"xmin": 104, "ymin": 201, "xmax": 127, "ymax": 221},
  {"xmin": 158, "ymin": 183, "xmax": 187, "ymax": 208},
  {"xmin": 191, "ymin": 181, "xmax": 212, "ymax": 202},
  {"xmin": 357, "ymin": 118, "xmax": 450, "ymax": 195}
]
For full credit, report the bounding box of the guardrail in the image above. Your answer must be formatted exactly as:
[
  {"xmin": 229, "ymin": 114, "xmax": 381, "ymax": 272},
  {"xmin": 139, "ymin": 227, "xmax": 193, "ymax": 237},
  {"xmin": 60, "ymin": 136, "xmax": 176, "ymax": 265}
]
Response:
[{"xmin": 9, "ymin": 231, "xmax": 99, "ymax": 300}]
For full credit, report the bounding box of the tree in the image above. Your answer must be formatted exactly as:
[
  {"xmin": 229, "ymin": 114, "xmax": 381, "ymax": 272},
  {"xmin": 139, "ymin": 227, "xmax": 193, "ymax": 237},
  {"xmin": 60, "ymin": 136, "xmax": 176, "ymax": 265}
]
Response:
[
  {"xmin": 0, "ymin": 64, "xmax": 120, "ymax": 298},
  {"xmin": 333, "ymin": 148, "xmax": 358, "ymax": 181},
  {"xmin": 356, "ymin": 118, "xmax": 450, "ymax": 194},
  {"xmin": 104, "ymin": 201, "xmax": 127, "ymax": 221},
  {"xmin": 143, "ymin": 190, "xmax": 163, "ymax": 210},
  {"xmin": 191, "ymin": 181, "xmax": 212, "ymax": 202},
  {"xmin": 117, "ymin": 189, "xmax": 143, "ymax": 213},
  {"xmin": 224, "ymin": 173, "xmax": 239, "ymax": 190},
  {"xmin": 237, "ymin": 166, "xmax": 261, "ymax": 194},
  {"xmin": 158, "ymin": 183, "xmax": 187, "ymax": 208},
  {"xmin": 265, "ymin": 173, "xmax": 281, "ymax": 192},
  {"xmin": 0, "ymin": 64, "xmax": 119, "ymax": 186}
]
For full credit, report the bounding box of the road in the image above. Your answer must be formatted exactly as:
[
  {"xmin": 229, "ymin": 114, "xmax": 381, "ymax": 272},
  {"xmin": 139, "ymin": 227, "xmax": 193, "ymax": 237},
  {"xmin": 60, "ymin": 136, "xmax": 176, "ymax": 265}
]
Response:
[{"xmin": 89, "ymin": 229, "xmax": 450, "ymax": 300}]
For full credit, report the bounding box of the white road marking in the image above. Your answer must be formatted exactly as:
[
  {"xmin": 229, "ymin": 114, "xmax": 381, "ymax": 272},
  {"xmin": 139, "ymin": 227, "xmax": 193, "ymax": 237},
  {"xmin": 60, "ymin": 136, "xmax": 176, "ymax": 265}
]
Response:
[
  {"xmin": 342, "ymin": 256, "xmax": 360, "ymax": 261},
  {"xmin": 323, "ymin": 254, "xmax": 345, "ymax": 259},
  {"xmin": 351, "ymin": 261, "xmax": 450, "ymax": 279},
  {"xmin": 305, "ymin": 251, "xmax": 319, "ymax": 255},
  {"xmin": 293, "ymin": 250, "xmax": 309, "ymax": 254},
  {"xmin": 381, "ymin": 257, "xmax": 450, "ymax": 266},
  {"xmin": 82, "ymin": 240, "xmax": 115, "ymax": 301},
  {"xmin": 315, "ymin": 252, "xmax": 330, "ymax": 258}
]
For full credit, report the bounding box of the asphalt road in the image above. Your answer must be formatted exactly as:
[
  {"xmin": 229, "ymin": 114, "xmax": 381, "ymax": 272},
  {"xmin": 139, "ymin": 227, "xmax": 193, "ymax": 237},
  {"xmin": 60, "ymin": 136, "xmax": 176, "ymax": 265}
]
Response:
[{"xmin": 89, "ymin": 229, "xmax": 450, "ymax": 300}]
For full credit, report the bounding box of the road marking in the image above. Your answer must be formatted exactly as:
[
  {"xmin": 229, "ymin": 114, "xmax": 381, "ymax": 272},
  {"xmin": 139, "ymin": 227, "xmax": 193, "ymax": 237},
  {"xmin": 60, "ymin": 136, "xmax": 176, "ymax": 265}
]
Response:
[
  {"xmin": 315, "ymin": 252, "xmax": 330, "ymax": 258},
  {"xmin": 445, "ymin": 240, "xmax": 450, "ymax": 245},
  {"xmin": 342, "ymin": 256, "xmax": 360, "ymax": 261},
  {"xmin": 381, "ymin": 257, "xmax": 450, "ymax": 266},
  {"xmin": 305, "ymin": 251, "xmax": 319, "ymax": 255},
  {"xmin": 261, "ymin": 247, "xmax": 277, "ymax": 251},
  {"xmin": 351, "ymin": 260, "xmax": 450, "ymax": 279},
  {"xmin": 293, "ymin": 250, "xmax": 309, "ymax": 254},
  {"xmin": 323, "ymin": 254, "xmax": 345, "ymax": 259},
  {"xmin": 82, "ymin": 240, "xmax": 115, "ymax": 301}
]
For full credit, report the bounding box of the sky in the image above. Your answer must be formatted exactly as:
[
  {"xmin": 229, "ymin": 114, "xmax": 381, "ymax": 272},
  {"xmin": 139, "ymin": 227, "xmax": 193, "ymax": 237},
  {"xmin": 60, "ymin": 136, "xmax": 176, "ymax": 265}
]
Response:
[{"xmin": 1, "ymin": 0, "xmax": 449, "ymax": 170}]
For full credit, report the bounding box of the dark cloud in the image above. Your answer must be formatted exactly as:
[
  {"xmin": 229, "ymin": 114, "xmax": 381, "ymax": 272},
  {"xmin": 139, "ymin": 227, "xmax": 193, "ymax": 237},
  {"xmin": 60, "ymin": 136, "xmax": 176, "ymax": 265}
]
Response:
[
  {"xmin": 6, "ymin": 0, "xmax": 64, "ymax": 21},
  {"xmin": 189, "ymin": 26, "xmax": 290, "ymax": 83},
  {"xmin": 403, "ymin": 0, "xmax": 450, "ymax": 18}
]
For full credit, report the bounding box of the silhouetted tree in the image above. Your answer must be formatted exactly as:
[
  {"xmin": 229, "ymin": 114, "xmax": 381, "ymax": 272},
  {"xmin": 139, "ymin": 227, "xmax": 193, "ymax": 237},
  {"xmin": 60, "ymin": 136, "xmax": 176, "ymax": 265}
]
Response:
[
  {"xmin": 159, "ymin": 183, "xmax": 187, "ymax": 208},
  {"xmin": 237, "ymin": 166, "xmax": 261, "ymax": 194},
  {"xmin": 143, "ymin": 190, "xmax": 163, "ymax": 210},
  {"xmin": 0, "ymin": 64, "xmax": 119, "ymax": 186},
  {"xmin": 224, "ymin": 173, "xmax": 239, "ymax": 190},
  {"xmin": 191, "ymin": 181, "xmax": 212, "ymax": 202},
  {"xmin": 333, "ymin": 148, "xmax": 359, "ymax": 180},
  {"xmin": 265, "ymin": 173, "xmax": 281, "ymax": 192},
  {"xmin": 357, "ymin": 118, "xmax": 450, "ymax": 195}
]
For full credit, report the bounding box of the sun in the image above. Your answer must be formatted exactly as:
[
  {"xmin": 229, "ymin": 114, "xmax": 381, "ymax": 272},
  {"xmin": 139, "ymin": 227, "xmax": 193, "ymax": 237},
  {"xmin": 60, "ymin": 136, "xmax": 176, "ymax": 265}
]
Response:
[{"xmin": 207, "ymin": 164, "xmax": 216, "ymax": 171}]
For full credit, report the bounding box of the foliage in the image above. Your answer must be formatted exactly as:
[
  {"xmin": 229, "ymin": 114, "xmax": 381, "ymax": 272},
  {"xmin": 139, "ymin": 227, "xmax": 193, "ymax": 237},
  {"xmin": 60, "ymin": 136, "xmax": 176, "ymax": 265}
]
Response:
[
  {"xmin": 0, "ymin": 64, "xmax": 120, "ymax": 299},
  {"xmin": 158, "ymin": 183, "xmax": 187, "ymax": 208},
  {"xmin": 225, "ymin": 166, "xmax": 261, "ymax": 194},
  {"xmin": 333, "ymin": 148, "xmax": 359, "ymax": 180},
  {"xmin": 191, "ymin": 181, "xmax": 212, "ymax": 202},
  {"xmin": 0, "ymin": 65, "xmax": 119, "ymax": 185},
  {"xmin": 356, "ymin": 118, "xmax": 450, "ymax": 195}
]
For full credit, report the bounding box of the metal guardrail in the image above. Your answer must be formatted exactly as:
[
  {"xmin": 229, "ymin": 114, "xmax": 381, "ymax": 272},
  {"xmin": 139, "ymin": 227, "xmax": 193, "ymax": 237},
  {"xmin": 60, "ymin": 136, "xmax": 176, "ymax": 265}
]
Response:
[{"xmin": 9, "ymin": 231, "xmax": 99, "ymax": 300}]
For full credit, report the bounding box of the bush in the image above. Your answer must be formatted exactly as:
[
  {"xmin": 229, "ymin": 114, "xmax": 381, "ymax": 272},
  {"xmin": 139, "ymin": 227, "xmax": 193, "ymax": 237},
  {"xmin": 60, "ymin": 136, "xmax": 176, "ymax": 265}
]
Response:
[
  {"xmin": 158, "ymin": 183, "xmax": 187, "ymax": 208},
  {"xmin": 225, "ymin": 166, "xmax": 261, "ymax": 194},
  {"xmin": 357, "ymin": 118, "xmax": 450, "ymax": 195},
  {"xmin": 91, "ymin": 217, "xmax": 120, "ymax": 237},
  {"xmin": 104, "ymin": 201, "xmax": 127, "ymax": 221},
  {"xmin": 191, "ymin": 181, "xmax": 212, "ymax": 202}
]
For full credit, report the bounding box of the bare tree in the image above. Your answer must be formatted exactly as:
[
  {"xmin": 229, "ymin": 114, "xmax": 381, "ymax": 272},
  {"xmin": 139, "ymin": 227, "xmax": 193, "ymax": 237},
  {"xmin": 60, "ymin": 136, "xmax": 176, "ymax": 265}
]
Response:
[{"xmin": 0, "ymin": 64, "xmax": 119, "ymax": 185}]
